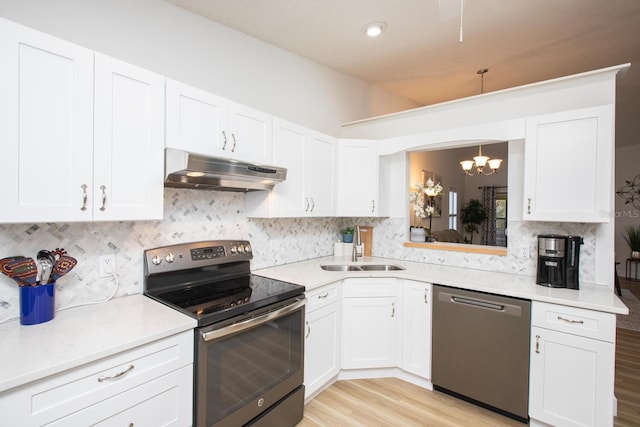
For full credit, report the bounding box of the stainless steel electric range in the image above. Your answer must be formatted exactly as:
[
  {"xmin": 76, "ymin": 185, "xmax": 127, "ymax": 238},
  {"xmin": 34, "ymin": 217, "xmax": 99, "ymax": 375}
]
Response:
[{"xmin": 143, "ymin": 240, "xmax": 306, "ymax": 427}]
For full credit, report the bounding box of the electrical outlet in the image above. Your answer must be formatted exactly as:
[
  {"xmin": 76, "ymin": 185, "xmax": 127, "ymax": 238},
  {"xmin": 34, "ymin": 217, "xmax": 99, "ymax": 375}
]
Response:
[
  {"xmin": 518, "ymin": 245, "xmax": 530, "ymax": 259},
  {"xmin": 99, "ymin": 254, "xmax": 116, "ymax": 278}
]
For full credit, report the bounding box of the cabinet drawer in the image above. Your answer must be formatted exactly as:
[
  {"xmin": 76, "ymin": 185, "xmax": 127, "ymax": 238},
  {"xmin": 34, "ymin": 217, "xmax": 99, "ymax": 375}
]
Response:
[
  {"xmin": 306, "ymin": 283, "xmax": 340, "ymax": 311},
  {"xmin": 531, "ymin": 301, "xmax": 615, "ymax": 342},
  {"xmin": 343, "ymin": 278, "xmax": 397, "ymax": 298},
  {"xmin": 1, "ymin": 331, "xmax": 193, "ymax": 425},
  {"xmin": 44, "ymin": 365, "xmax": 193, "ymax": 426}
]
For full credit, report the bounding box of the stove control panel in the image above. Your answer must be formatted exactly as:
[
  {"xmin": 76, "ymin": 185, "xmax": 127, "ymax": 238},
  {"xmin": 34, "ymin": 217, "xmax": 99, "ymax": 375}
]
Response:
[
  {"xmin": 191, "ymin": 246, "xmax": 226, "ymax": 260},
  {"xmin": 144, "ymin": 240, "xmax": 253, "ymax": 275}
]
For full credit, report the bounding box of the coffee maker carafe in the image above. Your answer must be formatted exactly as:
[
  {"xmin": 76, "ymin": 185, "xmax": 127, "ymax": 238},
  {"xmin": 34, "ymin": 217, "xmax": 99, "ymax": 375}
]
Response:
[{"xmin": 536, "ymin": 234, "xmax": 583, "ymax": 289}]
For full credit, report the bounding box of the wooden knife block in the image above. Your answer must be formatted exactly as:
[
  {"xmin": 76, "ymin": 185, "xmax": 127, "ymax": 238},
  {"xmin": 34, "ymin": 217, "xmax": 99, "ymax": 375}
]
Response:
[{"xmin": 358, "ymin": 226, "xmax": 373, "ymax": 257}]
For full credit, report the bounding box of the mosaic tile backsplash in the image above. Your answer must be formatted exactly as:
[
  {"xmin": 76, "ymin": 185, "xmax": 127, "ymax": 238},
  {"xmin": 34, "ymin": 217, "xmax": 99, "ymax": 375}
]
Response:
[{"xmin": 0, "ymin": 188, "xmax": 597, "ymax": 321}]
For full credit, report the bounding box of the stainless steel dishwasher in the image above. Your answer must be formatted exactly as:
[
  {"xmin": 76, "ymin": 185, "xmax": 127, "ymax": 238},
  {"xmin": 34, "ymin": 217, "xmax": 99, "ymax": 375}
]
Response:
[{"xmin": 432, "ymin": 284, "xmax": 531, "ymax": 423}]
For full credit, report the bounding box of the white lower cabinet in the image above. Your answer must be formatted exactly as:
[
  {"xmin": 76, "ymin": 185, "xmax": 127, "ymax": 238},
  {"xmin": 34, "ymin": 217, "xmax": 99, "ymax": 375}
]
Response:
[
  {"xmin": 529, "ymin": 302, "xmax": 616, "ymax": 427},
  {"xmin": 401, "ymin": 280, "xmax": 432, "ymax": 379},
  {"xmin": 304, "ymin": 283, "xmax": 341, "ymax": 399},
  {"xmin": 0, "ymin": 331, "xmax": 193, "ymax": 426},
  {"xmin": 342, "ymin": 278, "xmax": 398, "ymax": 369}
]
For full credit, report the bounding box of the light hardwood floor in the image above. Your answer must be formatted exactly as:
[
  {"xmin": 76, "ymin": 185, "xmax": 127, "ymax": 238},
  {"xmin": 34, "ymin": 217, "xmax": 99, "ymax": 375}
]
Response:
[
  {"xmin": 298, "ymin": 278, "xmax": 640, "ymax": 427},
  {"xmin": 615, "ymin": 277, "xmax": 640, "ymax": 427}
]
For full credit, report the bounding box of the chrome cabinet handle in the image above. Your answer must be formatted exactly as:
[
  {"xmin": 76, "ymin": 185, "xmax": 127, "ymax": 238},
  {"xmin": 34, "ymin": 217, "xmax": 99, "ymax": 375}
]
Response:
[
  {"xmin": 305, "ymin": 198, "xmax": 310, "ymax": 212},
  {"xmin": 80, "ymin": 184, "xmax": 88, "ymax": 211},
  {"xmin": 535, "ymin": 335, "xmax": 540, "ymax": 354},
  {"xmin": 391, "ymin": 302, "xmax": 395, "ymax": 318},
  {"xmin": 424, "ymin": 288, "xmax": 428, "ymax": 304},
  {"xmin": 527, "ymin": 198, "xmax": 532, "ymax": 214},
  {"xmin": 310, "ymin": 197, "xmax": 315, "ymax": 212},
  {"xmin": 98, "ymin": 364, "xmax": 134, "ymax": 382},
  {"xmin": 99, "ymin": 185, "xmax": 107, "ymax": 211},
  {"xmin": 305, "ymin": 320, "xmax": 311, "ymax": 338},
  {"xmin": 371, "ymin": 199, "xmax": 375, "ymax": 213},
  {"xmin": 557, "ymin": 315, "xmax": 584, "ymax": 324},
  {"xmin": 318, "ymin": 292, "xmax": 329, "ymax": 299},
  {"xmin": 222, "ymin": 131, "xmax": 227, "ymax": 150},
  {"xmin": 231, "ymin": 133, "xmax": 237, "ymax": 152}
]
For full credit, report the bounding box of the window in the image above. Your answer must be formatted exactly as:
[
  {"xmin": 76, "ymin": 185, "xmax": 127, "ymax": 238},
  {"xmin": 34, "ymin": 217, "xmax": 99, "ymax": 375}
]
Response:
[
  {"xmin": 448, "ymin": 188, "xmax": 458, "ymax": 230},
  {"xmin": 495, "ymin": 192, "xmax": 507, "ymax": 246}
]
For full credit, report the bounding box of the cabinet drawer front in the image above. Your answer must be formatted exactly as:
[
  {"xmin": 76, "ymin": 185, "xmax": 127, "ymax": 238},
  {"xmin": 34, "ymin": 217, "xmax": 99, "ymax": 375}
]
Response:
[
  {"xmin": 343, "ymin": 278, "xmax": 397, "ymax": 298},
  {"xmin": 531, "ymin": 301, "xmax": 615, "ymax": 342},
  {"xmin": 44, "ymin": 365, "xmax": 193, "ymax": 427},
  {"xmin": 12, "ymin": 331, "xmax": 193, "ymax": 424},
  {"xmin": 306, "ymin": 283, "xmax": 340, "ymax": 311}
]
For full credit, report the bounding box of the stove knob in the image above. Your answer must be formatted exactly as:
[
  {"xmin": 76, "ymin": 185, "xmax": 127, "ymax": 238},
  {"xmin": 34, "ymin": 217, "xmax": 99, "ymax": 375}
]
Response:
[
  {"xmin": 151, "ymin": 254, "xmax": 162, "ymax": 265},
  {"xmin": 244, "ymin": 244, "xmax": 252, "ymax": 253},
  {"xmin": 237, "ymin": 246, "xmax": 245, "ymax": 254},
  {"xmin": 230, "ymin": 246, "xmax": 237, "ymax": 254},
  {"xmin": 165, "ymin": 253, "xmax": 175, "ymax": 263}
]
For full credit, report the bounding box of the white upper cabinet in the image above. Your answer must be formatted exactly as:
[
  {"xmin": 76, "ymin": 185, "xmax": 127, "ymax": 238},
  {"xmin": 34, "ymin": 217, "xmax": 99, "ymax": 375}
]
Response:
[
  {"xmin": 306, "ymin": 132, "xmax": 337, "ymax": 216},
  {"xmin": 93, "ymin": 54, "xmax": 165, "ymax": 221},
  {"xmin": 165, "ymin": 79, "xmax": 272, "ymax": 164},
  {"xmin": 228, "ymin": 101, "xmax": 273, "ymax": 164},
  {"xmin": 523, "ymin": 105, "xmax": 613, "ymax": 222},
  {"xmin": 0, "ymin": 19, "xmax": 165, "ymax": 223},
  {"xmin": 245, "ymin": 118, "xmax": 337, "ymax": 217},
  {"xmin": 165, "ymin": 79, "xmax": 227, "ymax": 157},
  {"xmin": 337, "ymin": 139, "xmax": 380, "ymax": 216},
  {"xmin": 0, "ymin": 18, "xmax": 94, "ymax": 222}
]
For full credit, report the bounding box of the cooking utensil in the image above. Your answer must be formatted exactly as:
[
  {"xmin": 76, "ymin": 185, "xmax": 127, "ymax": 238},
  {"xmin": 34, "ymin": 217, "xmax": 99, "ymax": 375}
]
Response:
[
  {"xmin": 36, "ymin": 250, "xmax": 55, "ymax": 285},
  {"xmin": 1, "ymin": 257, "xmax": 38, "ymax": 286},
  {"xmin": 0, "ymin": 256, "xmax": 26, "ymax": 275},
  {"xmin": 49, "ymin": 255, "xmax": 77, "ymax": 283}
]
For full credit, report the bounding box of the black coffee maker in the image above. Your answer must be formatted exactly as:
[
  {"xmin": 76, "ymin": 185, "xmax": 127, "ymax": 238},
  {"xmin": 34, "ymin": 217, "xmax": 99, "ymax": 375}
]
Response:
[{"xmin": 536, "ymin": 234, "xmax": 583, "ymax": 289}]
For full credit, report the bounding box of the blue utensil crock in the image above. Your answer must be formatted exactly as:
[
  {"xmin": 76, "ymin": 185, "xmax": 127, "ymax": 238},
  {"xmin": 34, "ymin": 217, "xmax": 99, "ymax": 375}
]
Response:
[{"xmin": 19, "ymin": 282, "xmax": 55, "ymax": 325}]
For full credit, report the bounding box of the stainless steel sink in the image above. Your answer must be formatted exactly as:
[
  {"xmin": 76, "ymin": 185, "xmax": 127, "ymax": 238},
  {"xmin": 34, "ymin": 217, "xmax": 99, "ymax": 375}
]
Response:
[
  {"xmin": 320, "ymin": 265, "xmax": 363, "ymax": 271},
  {"xmin": 359, "ymin": 264, "xmax": 404, "ymax": 271},
  {"xmin": 320, "ymin": 264, "xmax": 405, "ymax": 272}
]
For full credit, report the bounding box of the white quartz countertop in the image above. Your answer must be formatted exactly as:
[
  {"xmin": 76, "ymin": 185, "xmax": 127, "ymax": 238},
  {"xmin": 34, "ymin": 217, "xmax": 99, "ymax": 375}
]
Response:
[
  {"xmin": 254, "ymin": 256, "xmax": 629, "ymax": 315},
  {"xmin": 0, "ymin": 294, "xmax": 196, "ymax": 393}
]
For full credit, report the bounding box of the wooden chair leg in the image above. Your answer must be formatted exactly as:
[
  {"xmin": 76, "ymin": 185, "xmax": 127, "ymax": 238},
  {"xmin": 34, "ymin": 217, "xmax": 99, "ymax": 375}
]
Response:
[{"xmin": 615, "ymin": 262, "xmax": 622, "ymax": 297}]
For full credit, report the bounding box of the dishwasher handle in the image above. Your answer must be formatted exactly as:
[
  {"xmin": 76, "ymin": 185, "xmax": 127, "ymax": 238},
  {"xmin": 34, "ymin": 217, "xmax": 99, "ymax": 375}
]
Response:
[
  {"xmin": 451, "ymin": 295, "xmax": 504, "ymax": 311},
  {"xmin": 438, "ymin": 289, "xmax": 525, "ymax": 318}
]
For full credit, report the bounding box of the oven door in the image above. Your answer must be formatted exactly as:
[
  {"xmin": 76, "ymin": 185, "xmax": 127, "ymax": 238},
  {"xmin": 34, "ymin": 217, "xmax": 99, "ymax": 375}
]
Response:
[{"xmin": 195, "ymin": 297, "xmax": 305, "ymax": 427}]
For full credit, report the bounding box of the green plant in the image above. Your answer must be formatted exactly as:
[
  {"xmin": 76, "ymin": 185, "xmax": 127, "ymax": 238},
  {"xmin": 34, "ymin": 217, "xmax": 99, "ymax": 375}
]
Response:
[
  {"xmin": 623, "ymin": 225, "xmax": 640, "ymax": 251},
  {"xmin": 460, "ymin": 199, "xmax": 487, "ymax": 244},
  {"xmin": 341, "ymin": 227, "xmax": 354, "ymax": 235}
]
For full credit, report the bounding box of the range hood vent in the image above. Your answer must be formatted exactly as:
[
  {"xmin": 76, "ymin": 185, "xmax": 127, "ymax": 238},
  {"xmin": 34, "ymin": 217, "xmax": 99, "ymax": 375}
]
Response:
[{"xmin": 164, "ymin": 148, "xmax": 287, "ymax": 192}]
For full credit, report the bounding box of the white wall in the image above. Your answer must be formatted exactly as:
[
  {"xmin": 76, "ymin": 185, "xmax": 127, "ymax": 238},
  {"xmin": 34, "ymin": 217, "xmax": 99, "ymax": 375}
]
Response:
[
  {"xmin": 0, "ymin": 0, "xmax": 420, "ymax": 136},
  {"xmin": 615, "ymin": 144, "xmax": 640, "ymax": 266}
]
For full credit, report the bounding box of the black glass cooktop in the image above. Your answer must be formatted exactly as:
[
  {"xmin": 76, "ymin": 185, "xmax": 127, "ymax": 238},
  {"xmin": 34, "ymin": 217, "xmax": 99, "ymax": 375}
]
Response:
[{"xmin": 148, "ymin": 274, "xmax": 304, "ymax": 326}]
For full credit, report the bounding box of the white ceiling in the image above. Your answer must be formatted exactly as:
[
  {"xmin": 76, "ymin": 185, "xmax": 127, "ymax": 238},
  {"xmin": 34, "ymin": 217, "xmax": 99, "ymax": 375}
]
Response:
[{"xmin": 165, "ymin": 0, "xmax": 640, "ymax": 147}]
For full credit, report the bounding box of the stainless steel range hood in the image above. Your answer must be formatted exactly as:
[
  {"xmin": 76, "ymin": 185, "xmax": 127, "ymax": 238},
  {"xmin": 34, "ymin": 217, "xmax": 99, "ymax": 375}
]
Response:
[{"xmin": 165, "ymin": 148, "xmax": 287, "ymax": 192}]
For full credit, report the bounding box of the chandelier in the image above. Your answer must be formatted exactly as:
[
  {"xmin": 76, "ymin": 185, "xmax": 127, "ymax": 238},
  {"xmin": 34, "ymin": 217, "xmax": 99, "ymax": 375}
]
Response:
[
  {"xmin": 460, "ymin": 145, "xmax": 502, "ymax": 176},
  {"xmin": 459, "ymin": 69, "xmax": 502, "ymax": 176}
]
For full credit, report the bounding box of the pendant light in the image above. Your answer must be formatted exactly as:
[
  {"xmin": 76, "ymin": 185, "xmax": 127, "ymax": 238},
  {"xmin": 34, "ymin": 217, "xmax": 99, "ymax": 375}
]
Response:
[{"xmin": 459, "ymin": 69, "xmax": 503, "ymax": 176}]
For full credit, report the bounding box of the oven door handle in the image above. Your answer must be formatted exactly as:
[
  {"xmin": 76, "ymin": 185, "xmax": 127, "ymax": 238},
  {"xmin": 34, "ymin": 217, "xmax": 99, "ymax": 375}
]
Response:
[{"xmin": 202, "ymin": 298, "xmax": 307, "ymax": 342}]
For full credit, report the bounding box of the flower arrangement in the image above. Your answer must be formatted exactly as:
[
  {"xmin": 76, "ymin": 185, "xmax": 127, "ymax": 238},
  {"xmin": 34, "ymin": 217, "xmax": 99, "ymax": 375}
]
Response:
[{"xmin": 409, "ymin": 178, "xmax": 443, "ymax": 220}]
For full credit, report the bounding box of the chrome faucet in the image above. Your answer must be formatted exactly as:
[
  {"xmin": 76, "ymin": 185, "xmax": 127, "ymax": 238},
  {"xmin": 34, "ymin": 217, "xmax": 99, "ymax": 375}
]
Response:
[{"xmin": 352, "ymin": 225, "xmax": 363, "ymax": 262}]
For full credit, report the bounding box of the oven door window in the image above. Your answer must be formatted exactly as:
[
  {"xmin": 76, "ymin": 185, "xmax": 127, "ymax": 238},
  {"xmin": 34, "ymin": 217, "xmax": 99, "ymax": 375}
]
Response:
[{"xmin": 198, "ymin": 305, "xmax": 304, "ymax": 427}]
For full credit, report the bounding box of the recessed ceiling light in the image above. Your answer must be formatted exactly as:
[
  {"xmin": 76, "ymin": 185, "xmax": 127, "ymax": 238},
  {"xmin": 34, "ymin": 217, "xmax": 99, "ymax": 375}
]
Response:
[{"xmin": 363, "ymin": 22, "xmax": 386, "ymax": 37}]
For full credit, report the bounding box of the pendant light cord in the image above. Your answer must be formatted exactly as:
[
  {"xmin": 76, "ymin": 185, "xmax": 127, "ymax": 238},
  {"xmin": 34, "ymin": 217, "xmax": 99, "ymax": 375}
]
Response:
[{"xmin": 459, "ymin": 0, "xmax": 464, "ymax": 42}]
